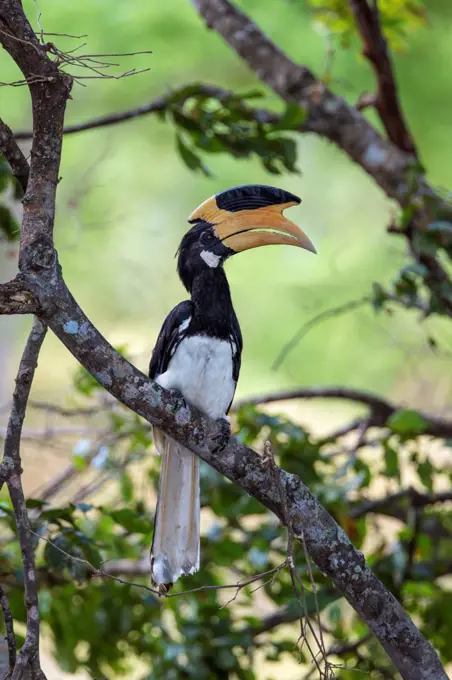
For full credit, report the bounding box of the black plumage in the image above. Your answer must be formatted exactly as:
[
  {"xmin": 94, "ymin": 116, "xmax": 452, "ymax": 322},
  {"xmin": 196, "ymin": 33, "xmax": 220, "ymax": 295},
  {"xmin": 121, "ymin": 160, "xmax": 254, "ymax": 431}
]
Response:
[{"xmin": 148, "ymin": 184, "xmax": 312, "ymax": 591}]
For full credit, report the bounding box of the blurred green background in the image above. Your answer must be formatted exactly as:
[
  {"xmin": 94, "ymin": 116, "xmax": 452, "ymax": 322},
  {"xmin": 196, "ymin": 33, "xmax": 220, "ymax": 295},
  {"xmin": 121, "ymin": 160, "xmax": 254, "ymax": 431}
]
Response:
[{"xmin": 1, "ymin": 0, "xmax": 452, "ymax": 412}]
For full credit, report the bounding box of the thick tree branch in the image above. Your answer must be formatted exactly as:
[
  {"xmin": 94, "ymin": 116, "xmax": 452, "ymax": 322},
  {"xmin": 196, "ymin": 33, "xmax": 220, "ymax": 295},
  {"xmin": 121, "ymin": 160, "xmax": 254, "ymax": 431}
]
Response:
[
  {"xmin": 0, "ymin": 118, "xmax": 29, "ymax": 193},
  {"xmin": 189, "ymin": 0, "xmax": 431, "ymax": 210},
  {"xmin": 0, "ymin": 0, "xmax": 72, "ymax": 255},
  {"xmin": 234, "ymin": 386, "xmax": 452, "ymax": 439},
  {"xmin": 3, "ymin": 318, "xmax": 47, "ymax": 679},
  {"xmin": 189, "ymin": 0, "xmax": 452, "ymax": 318},
  {"xmin": 348, "ymin": 0, "xmax": 417, "ymax": 155}
]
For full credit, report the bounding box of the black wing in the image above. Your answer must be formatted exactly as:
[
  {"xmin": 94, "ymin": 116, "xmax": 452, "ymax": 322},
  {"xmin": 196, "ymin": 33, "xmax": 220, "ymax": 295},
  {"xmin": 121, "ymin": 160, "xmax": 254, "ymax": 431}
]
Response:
[
  {"xmin": 149, "ymin": 300, "xmax": 193, "ymax": 379},
  {"xmin": 226, "ymin": 311, "xmax": 243, "ymax": 413}
]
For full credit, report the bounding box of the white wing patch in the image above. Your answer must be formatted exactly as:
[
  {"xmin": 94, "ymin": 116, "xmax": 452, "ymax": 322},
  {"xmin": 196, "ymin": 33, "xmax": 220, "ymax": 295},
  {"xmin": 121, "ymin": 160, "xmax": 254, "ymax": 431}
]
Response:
[
  {"xmin": 178, "ymin": 316, "xmax": 191, "ymax": 333},
  {"xmin": 200, "ymin": 250, "xmax": 221, "ymax": 268}
]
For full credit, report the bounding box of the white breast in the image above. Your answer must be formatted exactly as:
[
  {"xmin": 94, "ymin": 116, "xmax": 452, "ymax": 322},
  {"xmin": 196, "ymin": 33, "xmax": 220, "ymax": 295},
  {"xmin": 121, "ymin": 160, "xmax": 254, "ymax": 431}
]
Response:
[{"xmin": 156, "ymin": 335, "xmax": 235, "ymax": 420}]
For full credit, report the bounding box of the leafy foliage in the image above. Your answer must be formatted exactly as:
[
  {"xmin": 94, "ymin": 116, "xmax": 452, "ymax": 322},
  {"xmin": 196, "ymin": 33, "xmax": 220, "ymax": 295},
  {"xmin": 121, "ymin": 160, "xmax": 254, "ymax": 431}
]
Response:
[
  {"xmin": 0, "ymin": 360, "xmax": 451, "ymax": 678},
  {"xmin": 158, "ymin": 86, "xmax": 303, "ymax": 177},
  {"xmin": 307, "ymin": 0, "xmax": 427, "ymax": 51}
]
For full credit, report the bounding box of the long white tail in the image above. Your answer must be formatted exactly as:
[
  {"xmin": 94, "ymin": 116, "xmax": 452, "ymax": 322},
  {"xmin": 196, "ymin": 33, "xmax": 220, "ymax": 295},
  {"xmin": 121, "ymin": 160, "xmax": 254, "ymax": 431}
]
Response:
[{"xmin": 151, "ymin": 427, "xmax": 200, "ymax": 592}]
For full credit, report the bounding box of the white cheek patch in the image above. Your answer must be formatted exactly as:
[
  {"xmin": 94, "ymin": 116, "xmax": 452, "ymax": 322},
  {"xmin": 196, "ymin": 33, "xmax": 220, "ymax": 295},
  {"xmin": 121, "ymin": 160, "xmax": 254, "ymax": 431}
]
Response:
[{"xmin": 200, "ymin": 250, "xmax": 221, "ymax": 268}]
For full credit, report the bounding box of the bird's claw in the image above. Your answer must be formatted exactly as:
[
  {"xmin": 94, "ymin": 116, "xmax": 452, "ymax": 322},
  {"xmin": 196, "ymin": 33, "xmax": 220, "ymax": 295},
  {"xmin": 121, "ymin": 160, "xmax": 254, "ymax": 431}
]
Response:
[{"xmin": 211, "ymin": 416, "xmax": 231, "ymax": 454}]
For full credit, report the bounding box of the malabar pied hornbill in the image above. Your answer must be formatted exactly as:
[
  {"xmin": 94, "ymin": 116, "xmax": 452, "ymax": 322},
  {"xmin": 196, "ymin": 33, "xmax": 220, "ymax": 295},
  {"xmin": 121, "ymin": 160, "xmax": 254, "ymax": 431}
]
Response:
[{"xmin": 149, "ymin": 184, "xmax": 316, "ymax": 592}]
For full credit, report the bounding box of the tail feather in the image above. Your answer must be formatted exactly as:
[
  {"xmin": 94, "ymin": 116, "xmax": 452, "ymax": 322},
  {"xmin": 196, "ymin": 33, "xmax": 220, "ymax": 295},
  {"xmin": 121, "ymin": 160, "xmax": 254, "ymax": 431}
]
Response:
[{"xmin": 151, "ymin": 427, "xmax": 200, "ymax": 591}]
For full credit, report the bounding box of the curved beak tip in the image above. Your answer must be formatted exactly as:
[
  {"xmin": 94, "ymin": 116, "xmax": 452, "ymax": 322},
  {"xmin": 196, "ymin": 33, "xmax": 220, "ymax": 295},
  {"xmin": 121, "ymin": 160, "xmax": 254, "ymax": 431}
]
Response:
[{"xmin": 304, "ymin": 240, "xmax": 317, "ymax": 255}]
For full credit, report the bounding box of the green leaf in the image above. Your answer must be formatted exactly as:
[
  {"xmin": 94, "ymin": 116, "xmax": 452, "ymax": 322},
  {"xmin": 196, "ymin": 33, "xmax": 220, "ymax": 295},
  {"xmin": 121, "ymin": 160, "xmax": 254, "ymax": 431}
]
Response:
[
  {"xmin": 26, "ymin": 498, "xmax": 48, "ymax": 509},
  {"xmin": 175, "ymin": 133, "xmax": 211, "ymax": 176},
  {"xmin": 109, "ymin": 508, "xmax": 150, "ymax": 534},
  {"xmin": 276, "ymin": 103, "xmax": 307, "ymax": 130},
  {"xmin": 119, "ymin": 472, "xmax": 134, "ymax": 503},
  {"xmin": 383, "ymin": 443, "xmax": 400, "ymax": 482},
  {"xmin": 41, "ymin": 506, "xmax": 76, "ymax": 525},
  {"xmin": 371, "ymin": 282, "xmax": 389, "ymax": 312},
  {"xmin": 388, "ymin": 409, "xmax": 427, "ymax": 435},
  {"xmin": 0, "ymin": 204, "xmax": 20, "ymax": 241},
  {"xmin": 172, "ymin": 109, "xmax": 204, "ymax": 134},
  {"xmin": 44, "ymin": 534, "xmax": 71, "ymax": 571},
  {"xmin": 417, "ymin": 459, "xmax": 434, "ymax": 492}
]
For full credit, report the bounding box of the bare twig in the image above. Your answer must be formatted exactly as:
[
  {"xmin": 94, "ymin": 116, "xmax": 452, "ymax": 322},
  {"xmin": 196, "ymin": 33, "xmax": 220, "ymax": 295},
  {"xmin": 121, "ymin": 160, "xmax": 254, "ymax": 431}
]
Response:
[
  {"xmin": 0, "ymin": 118, "xmax": 29, "ymax": 192},
  {"xmin": 263, "ymin": 442, "xmax": 330, "ymax": 678},
  {"xmin": 4, "ymin": 318, "xmax": 47, "ymax": 679},
  {"xmin": 30, "ymin": 529, "xmax": 287, "ymax": 603},
  {"xmin": 348, "ymin": 0, "xmax": 417, "ymax": 155},
  {"xmin": 0, "ymin": 584, "xmax": 17, "ymax": 671},
  {"xmin": 302, "ymin": 632, "xmax": 373, "ymax": 680},
  {"xmin": 272, "ymin": 297, "xmax": 370, "ymax": 370}
]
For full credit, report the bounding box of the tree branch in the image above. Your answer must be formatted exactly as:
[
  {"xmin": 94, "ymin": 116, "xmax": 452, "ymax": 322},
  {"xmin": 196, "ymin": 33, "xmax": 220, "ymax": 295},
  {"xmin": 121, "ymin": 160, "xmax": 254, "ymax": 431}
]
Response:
[
  {"xmin": 0, "ymin": 118, "xmax": 29, "ymax": 193},
  {"xmin": 352, "ymin": 487, "xmax": 452, "ymax": 520},
  {"xmin": 188, "ymin": 0, "xmax": 431, "ymax": 209},
  {"xmin": 234, "ymin": 386, "xmax": 452, "ymax": 439},
  {"xmin": 3, "ymin": 318, "xmax": 47, "ymax": 679},
  {"xmin": 0, "ymin": 0, "xmax": 72, "ymax": 255},
  {"xmin": 348, "ymin": 0, "xmax": 417, "ymax": 155},
  {"xmin": 189, "ymin": 0, "xmax": 452, "ymax": 319}
]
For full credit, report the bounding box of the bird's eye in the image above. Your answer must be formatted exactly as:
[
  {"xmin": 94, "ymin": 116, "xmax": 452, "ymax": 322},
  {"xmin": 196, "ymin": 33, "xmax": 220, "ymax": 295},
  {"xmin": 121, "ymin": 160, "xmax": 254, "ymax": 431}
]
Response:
[{"xmin": 200, "ymin": 230, "xmax": 214, "ymax": 245}]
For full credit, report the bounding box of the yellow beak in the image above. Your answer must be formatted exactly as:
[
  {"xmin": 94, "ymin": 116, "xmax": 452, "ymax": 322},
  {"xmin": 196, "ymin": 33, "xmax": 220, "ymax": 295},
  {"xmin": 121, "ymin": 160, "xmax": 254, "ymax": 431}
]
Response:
[{"xmin": 188, "ymin": 188, "xmax": 316, "ymax": 254}]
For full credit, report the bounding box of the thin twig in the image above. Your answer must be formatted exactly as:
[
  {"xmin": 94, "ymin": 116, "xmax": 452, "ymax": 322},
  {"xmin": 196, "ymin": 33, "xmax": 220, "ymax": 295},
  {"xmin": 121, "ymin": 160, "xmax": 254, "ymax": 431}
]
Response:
[
  {"xmin": 30, "ymin": 529, "xmax": 287, "ymax": 604},
  {"xmin": 4, "ymin": 318, "xmax": 47, "ymax": 680},
  {"xmin": 272, "ymin": 297, "xmax": 370, "ymax": 370},
  {"xmin": 302, "ymin": 632, "xmax": 373, "ymax": 680},
  {"xmin": 262, "ymin": 442, "xmax": 330, "ymax": 678}
]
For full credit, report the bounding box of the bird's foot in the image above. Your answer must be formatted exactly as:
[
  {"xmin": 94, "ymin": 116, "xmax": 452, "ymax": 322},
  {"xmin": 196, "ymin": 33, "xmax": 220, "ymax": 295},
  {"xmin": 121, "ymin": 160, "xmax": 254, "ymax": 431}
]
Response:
[{"xmin": 211, "ymin": 416, "xmax": 231, "ymax": 454}]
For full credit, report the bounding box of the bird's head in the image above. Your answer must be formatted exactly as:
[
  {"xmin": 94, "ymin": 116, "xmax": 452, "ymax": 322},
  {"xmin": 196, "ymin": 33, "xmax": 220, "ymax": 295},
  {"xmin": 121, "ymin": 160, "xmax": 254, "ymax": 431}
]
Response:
[{"xmin": 177, "ymin": 184, "xmax": 316, "ymax": 291}]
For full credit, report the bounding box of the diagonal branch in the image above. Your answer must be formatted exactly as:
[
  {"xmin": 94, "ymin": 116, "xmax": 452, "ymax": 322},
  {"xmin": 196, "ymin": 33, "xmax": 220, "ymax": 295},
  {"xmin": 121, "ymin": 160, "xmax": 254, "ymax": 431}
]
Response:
[
  {"xmin": 348, "ymin": 0, "xmax": 417, "ymax": 156},
  {"xmin": 3, "ymin": 318, "xmax": 47, "ymax": 679},
  {"xmin": 189, "ymin": 0, "xmax": 452, "ymax": 320},
  {"xmin": 189, "ymin": 0, "xmax": 424, "ymax": 207},
  {"xmin": 0, "ymin": 118, "xmax": 29, "ymax": 193}
]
